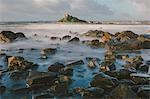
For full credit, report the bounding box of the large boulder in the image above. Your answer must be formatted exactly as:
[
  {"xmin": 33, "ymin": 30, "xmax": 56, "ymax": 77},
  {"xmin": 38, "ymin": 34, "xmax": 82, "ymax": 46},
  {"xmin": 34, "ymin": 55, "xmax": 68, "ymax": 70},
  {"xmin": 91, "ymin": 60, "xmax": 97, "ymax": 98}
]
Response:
[
  {"xmin": 48, "ymin": 62, "xmax": 65, "ymax": 72},
  {"xmin": 90, "ymin": 72, "xmax": 118, "ymax": 90},
  {"xmin": 0, "ymin": 31, "xmax": 16, "ymax": 43},
  {"xmin": 115, "ymin": 31, "xmax": 138, "ymax": 42},
  {"xmin": 106, "ymin": 39, "xmax": 143, "ymax": 51},
  {"xmin": 0, "ymin": 31, "xmax": 27, "ymax": 43},
  {"xmin": 81, "ymin": 30, "xmax": 104, "ymax": 38},
  {"xmin": 110, "ymin": 84, "xmax": 138, "ymax": 98},
  {"xmin": 137, "ymin": 85, "xmax": 150, "ymax": 98},
  {"xmin": 7, "ymin": 56, "xmax": 38, "ymax": 71},
  {"xmin": 26, "ymin": 71, "xmax": 57, "ymax": 86}
]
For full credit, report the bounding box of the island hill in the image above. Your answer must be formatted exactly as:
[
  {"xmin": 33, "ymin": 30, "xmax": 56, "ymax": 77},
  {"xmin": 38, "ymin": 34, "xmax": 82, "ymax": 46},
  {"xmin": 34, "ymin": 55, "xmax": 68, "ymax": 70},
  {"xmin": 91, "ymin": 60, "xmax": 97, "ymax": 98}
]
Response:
[{"xmin": 58, "ymin": 13, "xmax": 88, "ymax": 23}]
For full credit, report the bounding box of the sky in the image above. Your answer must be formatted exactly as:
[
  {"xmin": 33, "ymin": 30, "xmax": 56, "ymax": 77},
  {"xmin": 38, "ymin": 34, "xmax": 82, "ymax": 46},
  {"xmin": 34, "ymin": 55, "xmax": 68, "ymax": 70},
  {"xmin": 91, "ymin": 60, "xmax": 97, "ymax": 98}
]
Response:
[{"xmin": 0, "ymin": 0, "xmax": 150, "ymax": 21}]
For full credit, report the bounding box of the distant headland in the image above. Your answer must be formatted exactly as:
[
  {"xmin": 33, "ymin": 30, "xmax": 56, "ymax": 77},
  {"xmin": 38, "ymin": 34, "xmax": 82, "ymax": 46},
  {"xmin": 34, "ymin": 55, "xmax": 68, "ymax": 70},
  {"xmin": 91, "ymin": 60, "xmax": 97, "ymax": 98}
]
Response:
[{"xmin": 58, "ymin": 13, "xmax": 88, "ymax": 23}]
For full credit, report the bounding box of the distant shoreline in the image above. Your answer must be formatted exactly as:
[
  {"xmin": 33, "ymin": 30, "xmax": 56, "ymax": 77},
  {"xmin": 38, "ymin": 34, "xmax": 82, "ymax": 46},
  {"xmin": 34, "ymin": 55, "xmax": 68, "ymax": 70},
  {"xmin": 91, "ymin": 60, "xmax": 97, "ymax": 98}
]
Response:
[{"xmin": 0, "ymin": 21, "xmax": 150, "ymax": 25}]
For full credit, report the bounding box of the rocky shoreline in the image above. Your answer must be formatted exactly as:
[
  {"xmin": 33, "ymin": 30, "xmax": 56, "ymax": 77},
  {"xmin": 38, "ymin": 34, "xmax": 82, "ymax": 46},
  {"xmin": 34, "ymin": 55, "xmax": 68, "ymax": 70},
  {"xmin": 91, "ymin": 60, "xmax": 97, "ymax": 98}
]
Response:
[{"xmin": 0, "ymin": 29, "xmax": 150, "ymax": 98}]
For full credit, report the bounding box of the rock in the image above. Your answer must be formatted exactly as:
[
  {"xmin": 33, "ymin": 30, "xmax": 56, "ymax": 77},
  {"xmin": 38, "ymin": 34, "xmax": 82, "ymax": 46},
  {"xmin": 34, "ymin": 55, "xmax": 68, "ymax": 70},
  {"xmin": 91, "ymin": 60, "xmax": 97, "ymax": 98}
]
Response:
[
  {"xmin": 0, "ymin": 31, "xmax": 27, "ymax": 43},
  {"xmin": 40, "ymin": 48, "xmax": 57, "ymax": 55},
  {"xmin": 118, "ymin": 79, "xmax": 135, "ymax": 85},
  {"xmin": 137, "ymin": 85, "xmax": 150, "ymax": 98},
  {"xmin": 90, "ymin": 39, "xmax": 105, "ymax": 48},
  {"xmin": 15, "ymin": 32, "xmax": 26, "ymax": 39},
  {"xmin": 130, "ymin": 73, "xmax": 150, "ymax": 84},
  {"xmin": 106, "ymin": 39, "xmax": 143, "ymax": 51},
  {"xmin": 48, "ymin": 62, "xmax": 65, "ymax": 72},
  {"xmin": 110, "ymin": 84, "xmax": 137, "ymax": 98},
  {"xmin": 81, "ymin": 30, "xmax": 104, "ymax": 38},
  {"xmin": 87, "ymin": 60, "xmax": 97, "ymax": 68},
  {"xmin": 73, "ymin": 87, "xmax": 85, "ymax": 94},
  {"xmin": 50, "ymin": 83, "xmax": 69, "ymax": 95},
  {"xmin": 58, "ymin": 75, "xmax": 72, "ymax": 84},
  {"xmin": 26, "ymin": 71, "xmax": 57, "ymax": 86},
  {"xmin": 115, "ymin": 31, "xmax": 138, "ymax": 42},
  {"xmin": 0, "ymin": 31, "xmax": 16, "ymax": 43},
  {"xmin": 34, "ymin": 94, "xmax": 54, "ymax": 99},
  {"xmin": 58, "ymin": 13, "xmax": 87, "ymax": 23},
  {"xmin": 85, "ymin": 57, "xmax": 101, "ymax": 62},
  {"xmin": 62, "ymin": 35, "xmax": 71, "ymax": 40},
  {"xmin": 68, "ymin": 37, "xmax": 80, "ymax": 43},
  {"xmin": 83, "ymin": 87, "xmax": 104, "ymax": 99},
  {"xmin": 136, "ymin": 63, "xmax": 149, "ymax": 73},
  {"xmin": 116, "ymin": 54, "xmax": 129, "ymax": 60},
  {"xmin": 59, "ymin": 67, "xmax": 73, "ymax": 76},
  {"xmin": 8, "ymin": 56, "xmax": 38, "ymax": 71},
  {"xmin": 0, "ymin": 86, "xmax": 6, "ymax": 94},
  {"xmin": 142, "ymin": 41, "xmax": 150, "ymax": 49},
  {"xmin": 66, "ymin": 60, "xmax": 84, "ymax": 67},
  {"xmin": 10, "ymin": 70, "xmax": 29, "ymax": 80},
  {"xmin": 101, "ymin": 32, "xmax": 112, "ymax": 43},
  {"xmin": 90, "ymin": 72, "xmax": 118, "ymax": 90},
  {"xmin": 100, "ymin": 61, "xmax": 116, "ymax": 72},
  {"xmin": 105, "ymin": 69, "xmax": 133, "ymax": 80},
  {"xmin": 50, "ymin": 36, "xmax": 61, "ymax": 40}
]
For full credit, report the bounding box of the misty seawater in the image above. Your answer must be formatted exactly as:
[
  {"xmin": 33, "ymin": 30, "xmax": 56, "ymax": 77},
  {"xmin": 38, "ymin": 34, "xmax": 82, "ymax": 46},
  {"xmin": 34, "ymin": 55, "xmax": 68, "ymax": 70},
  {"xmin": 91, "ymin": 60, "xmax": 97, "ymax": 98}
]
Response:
[{"xmin": 0, "ymin": 23, "xmax": 150, "ymax": 98}]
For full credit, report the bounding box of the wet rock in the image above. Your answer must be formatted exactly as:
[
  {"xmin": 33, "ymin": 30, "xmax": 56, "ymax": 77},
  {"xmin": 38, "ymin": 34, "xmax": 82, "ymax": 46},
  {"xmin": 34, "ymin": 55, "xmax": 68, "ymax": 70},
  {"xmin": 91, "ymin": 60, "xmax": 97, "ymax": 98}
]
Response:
[
  {"xmin": 73, "ymin": 87, "xmax": 85, "ymax": 94},
  {"xmin": 83, "ymin": 87, "xmax": 104, "ymax": 99},
  {"xmin": 143, "ymin": 41, "xmax": 150, "ymax": 49},
  {"xmin": 59, "ymin": 67, "xmax": 73, "ymax": 76},
  {"xmin": 100, "ymin": 61, "xmax": 116, "ymax": 72},
  {"xmin": 115, "ymin": 31, "xmax": 138, "ymax": 42},
  {"xmin": 26, "ymin": 71, "xmax": 57, "ymax": 86},
  {"xmin": 116, "ymin": 54, "xmax": 129, "ymax": 60},
  {"xmin": 87, "ymin": 60, "xmax": 97, "ymax": 68},
  {"xmin": 68, "ymin": 37, "xmax": 80, "ymax": 43},
  {"xmin": 10, "ymin": 70, "xmax": 29, "ymax": 80},
  {"xmin": 105, "ymin": 69, "xmax": 133, "ymax": 80},
  {"xmin": 50, "ymin": 83, "xmax": 69, "ymax": 95},
  {"xmin": 0, "ymin": 31, "xmax": 27, "ymax": 43},
  {"xmin": 90, "ymin": 72, "xmax": 118, "ymax": 90},
  {"xmin": 136, "ymin": 63, "xmax": 149, "ymax": 73},
  {"xmin": 34, "ymin": 94, "xmax": 54, "ymax": 99},
  {"xmin": 15, "ymin": 32, "xmax": 26, "ymax": 39},
  {"xmin": 90, "ymin": 39, "xmax": 105, "ymax": 48},
  {"xmin": 110, "ymin": 84, "xmax": 138, "ymax": 99},
  {"xmin": 118, "ymin": 79, "xmax": 135, "ymax": 85},
  {"xmin": 8, "ymin": 56, "xmax": 38, "ymax": 71},
  {"xmin": 81, "ymin": 30, "xmax": 104, "ymax": 38},
  {"xmin": 40, "ymin": 48, "xmax": 57, "ymax": 55},
  {"xmin": 137, "ymin": 85, "xmax": 150, "ymax": 98},
  {"xmin": 101, "ymin": 32, "xmax": 112, "ymax": 43},
  {"xmin": 48, "ymin": 62, "xmax": 65, "ymax": 72},
  {"xmin": 62, "ymin": 35, "xmax": 71, "ymax": 40},
  {"xmin": 66, "ymin": 60, "xmax": 84, "ymax": 67},
  {"xmin": 0, "ymin": 86, "xmax": 6, "ymax": 94},
  {"xmin": 50, "ymin": 36, "xmax": 61, "ymax": 40},
  {"xmin": 130, "ymin": 73, "xmax": 150, "ymax": 84},
  {"xmin": 58, "ymin": 75, "xmax": 72, "ymax": 84},
  {"xmin": 86, "ymin": 57, "xmax": 101, "ymax": 62},
  {"xmin": 0, "ymin": 31, "xmax": 16, "ymax": 43},
  {"xmin": 106, "ymin": 39, "xmax": 143, "ymax": 51}
]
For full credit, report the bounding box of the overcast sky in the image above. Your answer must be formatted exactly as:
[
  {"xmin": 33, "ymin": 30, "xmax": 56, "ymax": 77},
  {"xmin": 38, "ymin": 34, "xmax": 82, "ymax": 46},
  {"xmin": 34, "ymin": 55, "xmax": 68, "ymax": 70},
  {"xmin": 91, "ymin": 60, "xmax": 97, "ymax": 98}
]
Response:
[{"xmin": 0, "ymin": 0, "xmax": 150, "ymax": 21}]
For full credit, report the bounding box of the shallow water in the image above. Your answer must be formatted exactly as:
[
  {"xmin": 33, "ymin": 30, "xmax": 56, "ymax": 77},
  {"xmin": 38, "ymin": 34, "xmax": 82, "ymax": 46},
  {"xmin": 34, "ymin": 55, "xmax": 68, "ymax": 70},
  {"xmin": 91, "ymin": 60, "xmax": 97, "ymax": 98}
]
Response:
[{"xmin": 0, "ymin": 23, "xmax": 150, "ymax": 98}]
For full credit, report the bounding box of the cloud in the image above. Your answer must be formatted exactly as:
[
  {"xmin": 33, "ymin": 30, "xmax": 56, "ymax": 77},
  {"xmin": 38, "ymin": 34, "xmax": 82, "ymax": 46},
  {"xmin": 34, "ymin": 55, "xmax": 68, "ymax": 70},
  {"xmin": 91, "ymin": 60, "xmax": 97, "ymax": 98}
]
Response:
[
  {"xmin": 0, "ymin": 0, "xmax": 149, "ymax": 21},
  {"xmin": 0, "ymin": 0, "xmax": 113, "ymax": 21}
]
